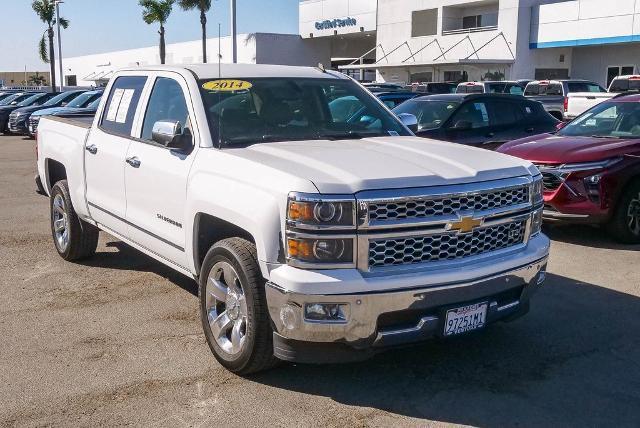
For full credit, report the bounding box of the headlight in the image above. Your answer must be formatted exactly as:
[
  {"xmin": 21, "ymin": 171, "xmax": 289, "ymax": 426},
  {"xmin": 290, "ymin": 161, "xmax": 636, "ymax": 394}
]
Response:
[
  {"xmin": 287, "ymin": 193, "xmax": 355, "ymax": 229},
  {"xmin": 557, "ymin": 157, "xmax": 623, "ymax": 173},
  {"xmin": 531, "ymin": 175, "xmax": 543, "ymax": 205},
  {"xmin": 286, "ymin": 234, "xmax": 355, "ymax": 267},
  {"xmin": 530, "ymin": 206, "xmax": 543, "ymax": 237}
]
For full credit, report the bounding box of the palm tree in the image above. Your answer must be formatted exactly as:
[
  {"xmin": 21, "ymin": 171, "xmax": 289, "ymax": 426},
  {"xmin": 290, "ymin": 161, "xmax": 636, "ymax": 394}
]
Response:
[
  {"xmin": 32, "ymin": 0, "xmax": 69, "ymax": 92},
  {"xmin": 139, "ymin": 0, "xmax": 174, "ymax": 64},
  {"xmin": 178, "ymin": 0, "xmax": 211, "ymax": 63}
]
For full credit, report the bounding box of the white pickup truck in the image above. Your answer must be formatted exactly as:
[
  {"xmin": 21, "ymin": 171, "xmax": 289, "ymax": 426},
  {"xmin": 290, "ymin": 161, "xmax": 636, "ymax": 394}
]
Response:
[
  {"xmin": 565, "ymin": 92, "xmax": 616, "ymax": 120},
  {"xmin": 37, "ymin": 64, "xmax": 549, "ymax": 374}
]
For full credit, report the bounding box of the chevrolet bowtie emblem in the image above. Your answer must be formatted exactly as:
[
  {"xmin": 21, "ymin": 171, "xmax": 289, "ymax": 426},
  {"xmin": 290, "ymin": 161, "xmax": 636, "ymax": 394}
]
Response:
[{"xmin": 448, "ymin": 216, "xmax": 483, "ymax": 233}]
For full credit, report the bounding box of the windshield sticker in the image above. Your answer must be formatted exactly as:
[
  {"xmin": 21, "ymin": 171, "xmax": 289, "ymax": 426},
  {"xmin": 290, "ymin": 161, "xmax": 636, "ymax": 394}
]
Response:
[{"xmin": 202, "ymin": 79, "xmax": 253, "ymax": 92}]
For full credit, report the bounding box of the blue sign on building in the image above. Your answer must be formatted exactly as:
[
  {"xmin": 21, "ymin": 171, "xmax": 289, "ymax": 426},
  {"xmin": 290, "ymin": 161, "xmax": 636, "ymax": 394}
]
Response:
[{"xmin": 315, "ymin": 17, "xmax": 357, "ymax": 31}]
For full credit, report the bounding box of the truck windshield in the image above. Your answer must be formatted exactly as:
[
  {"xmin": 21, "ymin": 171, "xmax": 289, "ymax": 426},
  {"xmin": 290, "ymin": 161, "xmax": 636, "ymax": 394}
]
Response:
[
  {"xmin": 198, "ymin": 77, "xmax": 411, "ymax": 146},
  {"xmin": 393, "ymin": 99, "xmax": 460, "ymax": 131},
  {"xmin": 558, "ymin": 101, "xmax": 640, "ymax": 139}
]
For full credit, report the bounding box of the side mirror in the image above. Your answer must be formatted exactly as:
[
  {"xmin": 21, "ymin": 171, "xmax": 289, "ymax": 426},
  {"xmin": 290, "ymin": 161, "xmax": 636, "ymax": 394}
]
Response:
[
  {"xmin": 397, "ymin": 113, "xmax": 418, "ymax": 133},
  {"xmin": 452, "ymin": 120, "xmax": 472, "ymax": 130},
  {"xmin": 10, "ymin": 101, "xmax": 18, "ymax": 105},
  {"xmin": 555, "ymin": 121, "xmax": 567, "ymax": 131},
  {"xmin": 60, "ymin": 102, "xmax": 67, "ymax": 107},
  {"xmin": 151, "ymin": 120, "xmax": 192, "ymax": 150}
]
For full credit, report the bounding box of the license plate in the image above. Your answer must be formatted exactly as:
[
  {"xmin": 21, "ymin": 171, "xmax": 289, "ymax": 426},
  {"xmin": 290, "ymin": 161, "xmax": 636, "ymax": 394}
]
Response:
[{"xmin": 444, "ymin": 302, "xmax": 487, "ymax": 336}]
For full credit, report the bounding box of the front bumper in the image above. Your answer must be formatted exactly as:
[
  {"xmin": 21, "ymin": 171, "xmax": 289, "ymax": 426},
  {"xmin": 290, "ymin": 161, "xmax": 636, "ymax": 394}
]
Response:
[
  {"xmin": 266, "ymin": 255, "xmax": 548, "ymax": 363},
  {"xmin": 8, "ymin": 117, "xmax": 29, "ymax": 134}
]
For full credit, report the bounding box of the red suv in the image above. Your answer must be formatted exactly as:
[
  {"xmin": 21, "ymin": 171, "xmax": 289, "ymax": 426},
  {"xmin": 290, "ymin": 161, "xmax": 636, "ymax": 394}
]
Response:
[{"xmin": 498, "ymin": 94, "xmax": 640, "ymax": 243}]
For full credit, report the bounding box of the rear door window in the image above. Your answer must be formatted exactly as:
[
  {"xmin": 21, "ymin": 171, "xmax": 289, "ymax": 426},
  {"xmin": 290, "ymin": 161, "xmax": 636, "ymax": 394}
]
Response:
[
  {"xmin": 488, "ymin": 100, "xmax": 521, "ymax": 126},
  {"xmin": 100, "ymin": 76, "xmax": 148, "ymax": 137}
]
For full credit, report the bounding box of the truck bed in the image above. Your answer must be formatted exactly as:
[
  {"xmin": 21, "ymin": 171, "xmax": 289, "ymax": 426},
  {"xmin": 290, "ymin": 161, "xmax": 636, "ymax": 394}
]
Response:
[{"xmin": 45, "ymin": 114, "xmax": 95, "ymax": 129}]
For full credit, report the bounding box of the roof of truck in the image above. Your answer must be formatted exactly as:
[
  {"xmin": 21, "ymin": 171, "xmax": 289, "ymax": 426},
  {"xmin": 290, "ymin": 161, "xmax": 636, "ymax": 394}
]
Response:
[{"xmin": 117, "ymin": 63, "xmax": 349, "ymax": 80}]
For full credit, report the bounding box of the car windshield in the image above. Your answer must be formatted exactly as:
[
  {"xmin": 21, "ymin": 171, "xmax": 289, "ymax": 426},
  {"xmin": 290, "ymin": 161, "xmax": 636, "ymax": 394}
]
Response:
[
  {"xmin": 17, "ymin": 93, "xmax": 49, "ymax": 107},
  {"xmin": 558, "ymin": 101, "xmax": 640, "ymax": 138},
  {"xmin": 86, "ymin": 97, "xmax": 102, "ymax": 109},
  {"xmin": 393, "ymin": 99, "xmax": 460, "ymax": 131},
  {"xmin": 0, "ymin": 94, "xmax": 21, "ymax": 105},
  {"xmin": 67, "ymin": 92, "xmax": 97, "ymax": 108},
  {"xmin": 41, "ymin": 91, "xmax": 80, "ymax": 107},
  {"xmin": 199, "ymin": 77, "xmax": 411, "ymax": 146},
  {"xmin": 567, "ymin": 82, "xmax": 605, "ymax": 93}
]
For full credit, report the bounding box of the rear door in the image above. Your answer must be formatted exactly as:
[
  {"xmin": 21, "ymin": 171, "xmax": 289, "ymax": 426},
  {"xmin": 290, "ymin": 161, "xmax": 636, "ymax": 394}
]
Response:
[
  {"xmin": 85, "ymin": 75, "xmax": 148, "ymax": 234},
  {"xmin": 123, "ymin": 72, "xmax": 200, "ymax": 266},
  {"xmin": 443, "ymin": 99, "xmax": 493, "ymax": 146},
  {"xmin": 485, "ymin": 98, "xmax": 524, "ymax": 149}
]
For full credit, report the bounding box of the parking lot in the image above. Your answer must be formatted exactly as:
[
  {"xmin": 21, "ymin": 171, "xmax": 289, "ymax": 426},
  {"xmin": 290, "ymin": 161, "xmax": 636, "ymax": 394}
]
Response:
[{"xmin": 0, "ymin": 134, "xmax": 638, "ymax": 427}]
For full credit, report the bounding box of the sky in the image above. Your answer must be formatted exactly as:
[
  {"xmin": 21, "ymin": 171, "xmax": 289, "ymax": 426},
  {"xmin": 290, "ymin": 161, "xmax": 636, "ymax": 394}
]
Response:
[{"xmin": 0, "ymin": 0, "xmax": 299, "ymax": 71}]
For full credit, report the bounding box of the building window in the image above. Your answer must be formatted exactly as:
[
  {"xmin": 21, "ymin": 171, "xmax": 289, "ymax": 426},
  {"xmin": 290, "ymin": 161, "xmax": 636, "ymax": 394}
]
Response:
[
  {"xmin": 412, "ymin": 9, "xmax": 438, "ymax": 37},
  {"xmin": 462, "ymin": 15, "xmax": 482, "ymax": 29},
  {"xmin": 443, "ymin": 71, "xmax": 468, "ymax": 82},
  {"xmin": 607, "ymin": 66, "xmax": 635, "ymax": 87},
  {"xmin": 65, "ymin": 75, "xmax": 77, "ymax": 86},
  {"xmin": 534, "ymin": 68, "xmax": 569, "ymax": 80}
]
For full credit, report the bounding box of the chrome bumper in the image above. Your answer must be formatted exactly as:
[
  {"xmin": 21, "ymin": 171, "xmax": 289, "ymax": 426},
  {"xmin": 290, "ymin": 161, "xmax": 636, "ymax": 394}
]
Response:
[{"xmin": 266, "ymin": 256, "xmax": 547, "ymax": 350}]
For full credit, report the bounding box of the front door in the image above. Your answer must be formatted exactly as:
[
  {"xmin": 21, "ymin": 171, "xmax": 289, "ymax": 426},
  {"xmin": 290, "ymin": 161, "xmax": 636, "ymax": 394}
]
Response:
[
  {"xmin": 124, "ymin": 73, "xmax": 199, "ymax": 267},
  {"xmin": 85, "ymin": 75, "xmax": 147, "ymax": 234}
]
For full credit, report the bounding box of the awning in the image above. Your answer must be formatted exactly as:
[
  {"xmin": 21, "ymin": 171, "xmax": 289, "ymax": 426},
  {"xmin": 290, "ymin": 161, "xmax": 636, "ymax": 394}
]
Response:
[{"xmin": 339, "ymin": 58, "xmax": 514, "ymax": 71}]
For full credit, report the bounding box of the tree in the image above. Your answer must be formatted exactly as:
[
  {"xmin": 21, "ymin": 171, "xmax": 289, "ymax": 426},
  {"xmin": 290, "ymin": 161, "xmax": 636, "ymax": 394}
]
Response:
[
  {"xmin": 139, "ymin": 0, "xmax": 174, "ymax": 65},
  {"xmin": 178, "ymin": 0, "xmax": 211, "ymax": 63},
  {"xmin": 32, "ymin": 0, "xmax": 69, "ymax": 92},
  {"xmin": 28, "ymin": 72, "xmax": 47, "ymax": 87}
]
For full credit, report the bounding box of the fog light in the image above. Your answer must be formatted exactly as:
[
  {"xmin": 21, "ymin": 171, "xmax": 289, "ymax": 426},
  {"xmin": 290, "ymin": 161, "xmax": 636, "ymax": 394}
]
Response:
[
  {"xmin": 304, "ymin": 303, "xmax": 348, "ymax": 323},
  {"xmin": 280, "ymin": 305, "xmax": 298, "ymax": 330}
]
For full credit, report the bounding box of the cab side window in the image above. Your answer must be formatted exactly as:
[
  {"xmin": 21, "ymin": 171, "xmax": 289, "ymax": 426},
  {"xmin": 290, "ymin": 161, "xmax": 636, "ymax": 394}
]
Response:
[
  {"xmin": 100, "ymin": 76, "xmax": 147, "ymax": 137},
  {"xmin": 450, "ymin": 102, "xmax": 490, "ymax": 129},
  {"xmin": 141, "ymin": 77, "xmax": 190, "ymax": 142}
]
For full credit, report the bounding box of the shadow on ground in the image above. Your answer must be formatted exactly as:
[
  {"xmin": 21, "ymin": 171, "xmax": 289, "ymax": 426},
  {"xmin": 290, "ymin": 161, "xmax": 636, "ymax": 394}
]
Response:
[
  {"xmin": 543, "ymin": 223, "xmax": 640, "ymax": 251},
  {"xmin": 252, "ymin": 273, "xmax": 640, "ymax": 426},
  {"xmin": 80, "ymin": 234, "xmax": 640, "ymax": 426}
]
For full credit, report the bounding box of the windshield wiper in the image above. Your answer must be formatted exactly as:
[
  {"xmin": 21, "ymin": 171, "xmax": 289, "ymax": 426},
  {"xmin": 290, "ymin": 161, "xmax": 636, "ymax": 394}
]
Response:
[
  {"xmin": 590, "ymin": 135, "xmax": 622, "ymax": 139},
  {"xmin": 316, "ymin": 131, "xmax": 383, "ymax": 140}
]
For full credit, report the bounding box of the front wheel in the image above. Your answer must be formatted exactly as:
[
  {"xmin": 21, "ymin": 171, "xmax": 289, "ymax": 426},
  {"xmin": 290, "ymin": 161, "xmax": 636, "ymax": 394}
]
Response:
[
  {"xmin": 199, "ymin": 238, "xmax": 278, "ymax": 375},
  {"xmin": 607, "ymin": 180, "xmax": 640, "ymax": 244}
]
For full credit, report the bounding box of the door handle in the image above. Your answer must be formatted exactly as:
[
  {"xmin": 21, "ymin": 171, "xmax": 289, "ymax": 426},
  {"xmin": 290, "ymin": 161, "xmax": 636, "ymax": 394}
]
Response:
[
  {"xmin": 85, "ymin": 144, "xmax": 98, "ymax": 155},
  {"xmin": 126, "ymin": 156, "xmax": 141, "ymax": 168}
]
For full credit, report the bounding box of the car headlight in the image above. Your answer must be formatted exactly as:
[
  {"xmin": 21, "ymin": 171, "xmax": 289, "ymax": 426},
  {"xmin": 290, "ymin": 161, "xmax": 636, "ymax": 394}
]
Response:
[
  {"xmin": 530, "ymin": 206, "xmax": 543, "ymax": 237},
  {"xmin": 557, "ymin": 157, "xmax": 623, "ymax": 173},
  {"xmin": 286, "ymin": 193, "xmax": 357, "ymax": 268},
  {"xmin": 530, "ymin": 175, "xmax": 543, "ymax": 205},
  {"xmin": 287, "ymin": 193, "xmax": 355, "ymax": 229}
]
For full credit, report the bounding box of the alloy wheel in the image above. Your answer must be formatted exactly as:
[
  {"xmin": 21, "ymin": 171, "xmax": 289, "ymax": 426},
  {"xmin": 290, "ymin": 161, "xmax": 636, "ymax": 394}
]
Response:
[
  {"xmin": 205, "ymin": 261, "xmax": 248, "ymax": 356},
  {"xmin": 52, "ymin": 194, "xmax": 69, "ymax": 252},
  {"xmin": 627, "ymin": 192, "xmax": 640, "ymax": 236}
]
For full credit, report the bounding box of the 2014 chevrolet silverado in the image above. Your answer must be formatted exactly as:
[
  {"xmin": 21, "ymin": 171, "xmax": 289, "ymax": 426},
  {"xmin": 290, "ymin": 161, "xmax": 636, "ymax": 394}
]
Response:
[{"xmin": 37, "ymin": 64, "xmax": 549, "ymax": 374}]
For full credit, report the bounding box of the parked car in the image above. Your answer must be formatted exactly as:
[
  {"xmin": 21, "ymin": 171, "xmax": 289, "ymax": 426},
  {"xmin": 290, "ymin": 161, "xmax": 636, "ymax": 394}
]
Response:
[
  {"xmin": 524, "ymin": 79, "xmax": 606, "ymax": 121},
  {"xmin": 0, "ymin": 91, "xmax": 20, "ymax": 103},
  {"xmin": 455, "ymin": 81, "xmax": 527, "ymax": 95},
  {"xmin": 29, "ymin": 90, "xmax": 103, "ymax": 136},
  {"xmin": 499, "ymin": 94, "xmax": 640, "ymax": 243},
  {"xmin": 0, "ymin": 91, "xmax": 40, "ymax": 106},
  {"xmin": 392, "ymin": 93, "xmax": 559, "ymax": 150},
  {"xmin": 36, "ymin": 64, "xmax": 548, "ymax": 374},
  {"xmin": 362, "ymin": 82, "xmax": 405, "ymax": 93},
  {"xmin": 608, "ymin": 75, "xmax": 640, "ymax": 93},
  {"xmin": 375, "ymin": 91, "xmax": 419, "ymax": 109},
  {"xmin": 407, "ymin": 82, "xmax": 457, "ymax": 94},
  {"xmin": 8, "ymin": 90, "xmax": 86, "ymax": 135},
  {"xmin": 0, "ymin": 92, "xmax": 56, "ymax": 133}
]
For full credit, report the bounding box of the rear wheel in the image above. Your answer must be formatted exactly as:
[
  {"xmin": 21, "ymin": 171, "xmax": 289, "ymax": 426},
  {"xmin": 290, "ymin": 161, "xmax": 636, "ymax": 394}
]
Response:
[
  {"xmin": 607, "ymin": 180, "xmax": 640, "ymax": 244},
  {"xmin": 50, "ymin": 180, "xmax": 99, "ymax": 260},
  {"xmin": 199, "ymin": 238, "xmax": 278, "ymax": 375}
]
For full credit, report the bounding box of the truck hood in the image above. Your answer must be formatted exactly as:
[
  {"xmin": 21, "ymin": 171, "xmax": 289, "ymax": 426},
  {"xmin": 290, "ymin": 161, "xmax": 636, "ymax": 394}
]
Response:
[
  {"xmin": 499, "ymin": 133, "xmax": 640, "ymax": 164},
  {"xmin": 228, "ymin": 136, "xmax": 537, "ymax": 194}
]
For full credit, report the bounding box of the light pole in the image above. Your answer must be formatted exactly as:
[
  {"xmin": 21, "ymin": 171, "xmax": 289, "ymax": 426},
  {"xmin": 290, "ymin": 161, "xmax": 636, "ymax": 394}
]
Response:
[
  {"xmin": 55, "ymin": 0, "xmax": 64, "ymax": 90},
  {"xmin": 230, "ymin": 0, "xmax": 237, "ymax": 63}
]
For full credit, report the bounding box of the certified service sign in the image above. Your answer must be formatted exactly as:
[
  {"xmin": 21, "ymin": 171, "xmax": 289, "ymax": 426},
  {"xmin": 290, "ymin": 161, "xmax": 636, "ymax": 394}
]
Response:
[{"xmin": 315, "ymin": 17, "xmax": 357, "ymax": 31}]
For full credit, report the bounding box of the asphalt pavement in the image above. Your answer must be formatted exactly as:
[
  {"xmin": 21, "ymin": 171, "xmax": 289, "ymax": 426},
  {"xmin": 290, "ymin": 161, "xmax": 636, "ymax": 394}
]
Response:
[{"xmin": 1, "ymin": 135, "xmax": 639, "ymax": 427}]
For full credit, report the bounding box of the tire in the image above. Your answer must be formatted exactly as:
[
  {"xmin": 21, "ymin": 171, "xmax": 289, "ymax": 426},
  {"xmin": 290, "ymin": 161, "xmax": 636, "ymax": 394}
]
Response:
[
  {"xmin": 50, "ymin": 180, "xmax": 99, "ymax": 261},
  {"xmin": 199, "ymin": 238, "xmax": 278, "ymax": 375},
  {"xmin": 607, "ymin": 179, "xmax": 640, "ymax": 244}
]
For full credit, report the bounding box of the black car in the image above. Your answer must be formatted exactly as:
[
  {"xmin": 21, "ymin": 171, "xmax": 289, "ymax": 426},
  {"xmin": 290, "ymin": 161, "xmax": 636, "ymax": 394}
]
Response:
[
  {"xmin": 29, "ymin": 90, "xmax": 103, "ymax": 136},
  {"xmin": 0, "ymin": 92, "xmax": 57, "ymax": 133},
  {"xmin": 376, "ymin": 91, "xmax": 420, "ymax": 109},
  {"xmin": 8, "ymin": 90, "xmax": 86, "ymax": 134},
  {"xmin": 393, "ymin": 93, "xmax": 559, "ymax": 150},
  {"xmin": 406, "ymin": 82, "xmax": 458, "ymax": 94}
]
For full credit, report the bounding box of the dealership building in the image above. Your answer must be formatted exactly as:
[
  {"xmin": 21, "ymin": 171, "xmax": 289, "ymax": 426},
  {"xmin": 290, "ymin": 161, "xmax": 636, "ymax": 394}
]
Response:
[{"xmin": 61, "ymin": 0, "xmax": 640, "ymax": 88}]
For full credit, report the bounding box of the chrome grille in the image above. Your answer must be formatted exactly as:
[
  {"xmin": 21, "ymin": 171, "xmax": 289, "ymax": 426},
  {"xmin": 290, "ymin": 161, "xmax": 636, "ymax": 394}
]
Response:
[
  {"xmin": 29, "ymin": 117, "xmax": 40, "ymax": 133},
  {"xmin": 368, "ymin": 221, "xmax": 526, "ymax": 268},
  {"xmin": 368, "ymin": 186, "xmax": 529, "ymax": 222}
]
